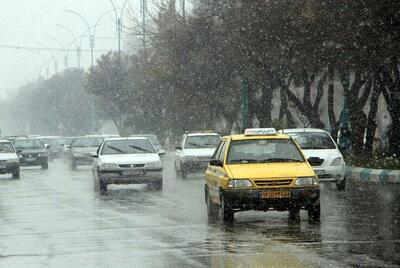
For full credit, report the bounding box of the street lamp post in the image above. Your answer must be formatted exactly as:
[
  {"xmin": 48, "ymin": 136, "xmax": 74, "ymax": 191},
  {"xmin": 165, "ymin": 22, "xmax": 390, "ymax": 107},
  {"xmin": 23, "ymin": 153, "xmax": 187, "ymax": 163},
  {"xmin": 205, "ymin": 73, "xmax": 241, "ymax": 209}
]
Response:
[
  {"xmin": 56, "ymin": 24, "xmax": 81, "ymax": 68},
  {"xmin": 46, "ymin": 35, "xmax": 68, "ymax": 69},
  {"xmin": 37, "ymin": 42, "xmax": 58, "ymax": 74},
  {"xmin": 66, "ymin": 9, "xmax": 94, "ymax": 67},
  {"xmin": 65, "ymin": 9, "xmax": 114, "ymax": 134},
  {"xmin": 108, "ymin": 0, "xmax": 129, "ymax": 53}
]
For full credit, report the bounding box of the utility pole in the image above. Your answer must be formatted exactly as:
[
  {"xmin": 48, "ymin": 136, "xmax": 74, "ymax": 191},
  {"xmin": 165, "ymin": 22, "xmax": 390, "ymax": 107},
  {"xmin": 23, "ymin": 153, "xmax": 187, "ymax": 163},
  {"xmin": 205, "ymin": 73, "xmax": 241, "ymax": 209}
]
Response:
[
  {"xmin": 181, "ymin": 0, "xmax": 185, "ymax": 18},
  {"xmin": 141, "ymin": 0, "xmax": 147, "ymax": 51}
]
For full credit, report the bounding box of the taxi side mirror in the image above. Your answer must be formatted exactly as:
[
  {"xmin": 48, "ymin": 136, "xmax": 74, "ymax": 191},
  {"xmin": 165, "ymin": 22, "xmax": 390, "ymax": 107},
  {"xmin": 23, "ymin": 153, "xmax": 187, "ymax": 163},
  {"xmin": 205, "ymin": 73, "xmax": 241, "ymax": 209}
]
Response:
[
  {"xmin": 90, "ymin": 152, "xmax": 98, "ymax": 158},
  {"xmin": 16, "ymin": 149, "xmax": 22, "ymax": 154},
  {"xmin": 158, "ymin": 149, "xmax": 166, "ymax": 156},
  {"xmin": 209, "ymin": 159, "xmax": 223, "ymax": 167},
  {"xmin": 307, "ymin": 157, "xmax": 323, "ymax": 166}
]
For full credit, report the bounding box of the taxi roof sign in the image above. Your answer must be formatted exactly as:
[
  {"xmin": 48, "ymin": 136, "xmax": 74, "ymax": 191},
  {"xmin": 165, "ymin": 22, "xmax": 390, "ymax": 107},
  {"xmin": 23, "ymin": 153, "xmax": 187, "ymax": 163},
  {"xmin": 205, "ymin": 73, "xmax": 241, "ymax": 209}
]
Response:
[{"xmin": 244, "ymin": 128, "xmax": 277, "ymax": 136}]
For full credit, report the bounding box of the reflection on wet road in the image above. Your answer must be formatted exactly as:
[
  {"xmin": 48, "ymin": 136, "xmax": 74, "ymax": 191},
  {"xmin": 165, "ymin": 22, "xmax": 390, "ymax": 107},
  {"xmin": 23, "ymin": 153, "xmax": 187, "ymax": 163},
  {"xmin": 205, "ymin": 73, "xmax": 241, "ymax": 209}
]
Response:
[{"xmin": 0, "ymin": 155, "xmax": 399, "ymax": 267}]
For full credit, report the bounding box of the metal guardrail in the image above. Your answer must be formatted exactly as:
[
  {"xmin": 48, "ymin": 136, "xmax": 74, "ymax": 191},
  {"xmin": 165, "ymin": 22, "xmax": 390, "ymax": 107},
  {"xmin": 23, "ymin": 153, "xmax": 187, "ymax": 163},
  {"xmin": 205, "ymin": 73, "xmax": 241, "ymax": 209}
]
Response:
[{"xmin": 346, "ymin": 167, "xmax": 400, "ymax": 184}]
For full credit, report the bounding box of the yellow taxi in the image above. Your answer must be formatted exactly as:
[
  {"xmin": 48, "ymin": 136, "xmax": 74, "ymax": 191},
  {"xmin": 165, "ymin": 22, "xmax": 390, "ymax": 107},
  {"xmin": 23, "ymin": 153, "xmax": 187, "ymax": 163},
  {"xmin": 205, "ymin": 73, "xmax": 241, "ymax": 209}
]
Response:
[{"xmin": 204, "ymin": 128, "xmax": 320, "ymax": 223}]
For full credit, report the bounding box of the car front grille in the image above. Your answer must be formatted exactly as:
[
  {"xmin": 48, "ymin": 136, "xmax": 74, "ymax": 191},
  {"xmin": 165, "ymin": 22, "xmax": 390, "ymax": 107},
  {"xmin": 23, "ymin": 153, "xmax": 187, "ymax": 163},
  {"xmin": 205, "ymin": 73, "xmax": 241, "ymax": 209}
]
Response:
[
  {"xmin": 254, "ymin": 179, "xmax": 293, "ymax": 187},
  {"xmin": 119, "ymin": 164, "xmax": 145, "ymax": 168},
  {"xmin": 21, "ymin": 153, "xmax": 39, "ymax": 157}
]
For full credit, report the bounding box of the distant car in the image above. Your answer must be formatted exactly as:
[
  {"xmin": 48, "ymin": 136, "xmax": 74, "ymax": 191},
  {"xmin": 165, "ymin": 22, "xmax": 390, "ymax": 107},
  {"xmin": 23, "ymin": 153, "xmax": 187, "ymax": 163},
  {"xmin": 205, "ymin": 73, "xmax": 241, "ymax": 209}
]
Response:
[
  {"xmin": 69, "ymin": 136, "xmax": 105, "ymax": 170},
  {"xmin": 92, "ymin": 137, "xmax": 163, "ymax": 193},
  {"xmin": 13, "ymin": 138, "xmax": 49, "ymax": 169},
  {"xmin": 61, "ymin": 137, "xmax": 75, "ymax": 160},
  {"xmin": 37, "ymin": 136, "xmax": 63, "ymax": 161},
  {"xmin": 175, "ymin": 132, "xmax": 221, "ymax": 178},
  {"xmin": 0, "ymin": 140, "xmax": 20, "ymax": 178},
  {"xmin": 279, "ymin": 128, "xmax": 346, "ymax": 191},
  {"xmin": 130, "ymin": 134, "xmax": 163, "ymax": 152}
]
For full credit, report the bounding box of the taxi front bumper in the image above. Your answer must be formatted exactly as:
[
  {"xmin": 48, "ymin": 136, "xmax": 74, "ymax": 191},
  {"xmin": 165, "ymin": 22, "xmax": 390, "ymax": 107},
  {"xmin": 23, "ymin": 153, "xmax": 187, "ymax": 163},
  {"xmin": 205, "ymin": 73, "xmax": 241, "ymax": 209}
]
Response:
[{"xmin": 221, "ymin": 187, "xmax": 320, "ymax": 211}]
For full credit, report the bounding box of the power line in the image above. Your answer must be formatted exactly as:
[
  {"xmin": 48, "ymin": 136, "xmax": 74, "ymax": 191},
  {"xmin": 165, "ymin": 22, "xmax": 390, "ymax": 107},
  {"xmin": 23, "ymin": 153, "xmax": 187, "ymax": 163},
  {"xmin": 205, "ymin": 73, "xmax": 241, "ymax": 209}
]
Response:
[{"xmin": 0, "ymin": 44, "xmax": 113, "ymax": 53}]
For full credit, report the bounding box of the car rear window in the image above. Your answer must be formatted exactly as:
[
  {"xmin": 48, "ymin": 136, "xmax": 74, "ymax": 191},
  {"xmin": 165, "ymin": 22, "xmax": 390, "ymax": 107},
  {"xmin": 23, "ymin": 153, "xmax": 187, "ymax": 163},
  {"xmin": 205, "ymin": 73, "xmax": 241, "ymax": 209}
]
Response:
[{"xmin": 287, "ymin": 132, "xmax": 336, "ymax": 150}]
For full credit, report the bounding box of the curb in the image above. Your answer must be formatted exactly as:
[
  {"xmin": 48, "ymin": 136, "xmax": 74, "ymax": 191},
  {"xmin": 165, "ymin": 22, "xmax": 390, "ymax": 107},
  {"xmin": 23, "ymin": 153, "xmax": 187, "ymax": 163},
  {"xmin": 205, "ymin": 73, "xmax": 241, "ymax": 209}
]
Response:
[{"xmin": 346, "ymin": 167, "xmax": 400, "ymax": 184}]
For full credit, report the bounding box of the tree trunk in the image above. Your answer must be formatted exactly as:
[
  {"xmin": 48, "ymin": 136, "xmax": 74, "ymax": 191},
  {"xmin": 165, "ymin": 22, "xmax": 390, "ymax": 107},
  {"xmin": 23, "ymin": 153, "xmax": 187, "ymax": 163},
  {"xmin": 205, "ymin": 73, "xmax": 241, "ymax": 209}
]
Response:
[
  {"xmin": 365, "ymin": 79, "xmax": 381, "ymax": 155},
  {"xmin": 327, "ymin": 65, "xmax": 339, "ymax": 141},
  {"xmin": 257, "ymin": 81, "xmax": 273, "ymax": 127}
]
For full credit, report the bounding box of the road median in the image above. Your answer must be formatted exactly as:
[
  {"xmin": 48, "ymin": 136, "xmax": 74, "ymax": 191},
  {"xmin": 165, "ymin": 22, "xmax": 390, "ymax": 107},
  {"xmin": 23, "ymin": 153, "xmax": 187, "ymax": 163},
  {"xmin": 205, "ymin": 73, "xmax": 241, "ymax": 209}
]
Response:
[{"xmin": 346, "ymin": 166, "xmax": 400, "ymax": 184}]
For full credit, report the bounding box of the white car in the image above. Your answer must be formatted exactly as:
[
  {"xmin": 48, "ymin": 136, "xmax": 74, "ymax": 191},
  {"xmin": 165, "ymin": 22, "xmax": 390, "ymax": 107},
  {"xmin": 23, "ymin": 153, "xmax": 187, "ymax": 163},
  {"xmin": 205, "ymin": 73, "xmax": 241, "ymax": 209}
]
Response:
[
  {"xmin": 175, "ymin": 132, "xmax": 221, "ymax": 178},
  {"xmin": 0, "ymin": 140, "xmax": 20, "ymax": 179},
  {"xmin": 92, "ymin": 137, "xmax": 164, "ymax": 193},
  {"xmin": 279, "ymin": 128, "xmax": 346, "ymax": 190}
]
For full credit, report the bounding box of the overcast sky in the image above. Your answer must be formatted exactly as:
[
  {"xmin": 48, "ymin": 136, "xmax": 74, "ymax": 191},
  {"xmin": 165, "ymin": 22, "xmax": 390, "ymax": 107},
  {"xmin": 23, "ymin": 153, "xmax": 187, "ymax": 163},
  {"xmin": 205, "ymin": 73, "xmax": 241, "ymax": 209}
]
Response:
[{"xmin": 0, "ymin": 0, "xmax": 150, "ymax": 98}]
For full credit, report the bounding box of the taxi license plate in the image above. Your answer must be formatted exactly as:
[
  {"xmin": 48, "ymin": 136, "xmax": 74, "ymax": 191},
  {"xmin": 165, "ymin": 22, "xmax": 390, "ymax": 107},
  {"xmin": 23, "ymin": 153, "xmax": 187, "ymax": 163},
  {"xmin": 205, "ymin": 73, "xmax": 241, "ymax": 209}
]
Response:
[
  {"xmin": 123, "ymin": 170, "xmax": 143, "ymax": 176},
  {"xmin": 26, "ymin": 157, "xmax": 36, "ymax": 162},
  {"xmin": 262, "ymin": 191, "xmax": 291, "ymax": 199}
]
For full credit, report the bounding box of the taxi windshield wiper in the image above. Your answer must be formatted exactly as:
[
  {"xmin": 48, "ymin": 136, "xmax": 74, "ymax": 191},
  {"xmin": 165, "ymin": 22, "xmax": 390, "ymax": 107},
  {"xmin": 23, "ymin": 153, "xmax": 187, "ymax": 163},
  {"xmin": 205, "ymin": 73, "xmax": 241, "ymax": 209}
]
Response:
[
  {"xmin": 229, "ymin": 159, "xmax": 259, "ymax": 164},
  {"xmin": 259, "ymin": 158, "xmax": 303, "ymax": 163}
]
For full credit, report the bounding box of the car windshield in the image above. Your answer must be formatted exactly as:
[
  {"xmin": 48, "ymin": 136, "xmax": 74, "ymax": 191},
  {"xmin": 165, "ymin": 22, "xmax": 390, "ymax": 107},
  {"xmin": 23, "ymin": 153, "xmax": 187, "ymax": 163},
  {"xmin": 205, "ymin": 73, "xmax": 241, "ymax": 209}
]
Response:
[
  {"xmin": 14, "ymin": 139, "xmax": 44, "ymax": 149},
  {"xmin": 185, "ymin": 135, "xmax": 220, "ymax": 149},
  {"xmin": 287, "ymin": 132, "xmax": 336, "ymax": 150},
  {"xmin": 39, "ymin": 138, "xmax": 61, "ymax": 147},
  {"xmin": 227, "ymin": 139, "xmax": 304, "ymax": 164},
  {"xmin": 101, "ymin": 139, "xmax": 156, "ymax": 155},
  {"xmin": 0, "ymin": 142, "xmax": 15, "ymax": 153},
  {"xmin": 132, "ymin": 135, "xmax": 160, "ymax": 146},
  {"xmin": 72, "ymin": 137, "xmax": 104, "ymax": 148}
]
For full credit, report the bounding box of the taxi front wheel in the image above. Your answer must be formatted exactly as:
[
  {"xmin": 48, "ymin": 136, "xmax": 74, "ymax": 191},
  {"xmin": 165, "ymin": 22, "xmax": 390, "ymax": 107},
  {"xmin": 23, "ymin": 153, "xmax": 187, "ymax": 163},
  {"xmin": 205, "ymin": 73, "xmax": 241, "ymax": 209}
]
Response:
[
  {"xmin": 220, "ymin": 195, "xmax": 234, "ymax": 223},
  {"xmin": 308, "ymin": 202, "xmax": 321, "ymax": 222},
  {"xmin": 206, "ymin": 193, "xmax": 218, "ymax": 223}
]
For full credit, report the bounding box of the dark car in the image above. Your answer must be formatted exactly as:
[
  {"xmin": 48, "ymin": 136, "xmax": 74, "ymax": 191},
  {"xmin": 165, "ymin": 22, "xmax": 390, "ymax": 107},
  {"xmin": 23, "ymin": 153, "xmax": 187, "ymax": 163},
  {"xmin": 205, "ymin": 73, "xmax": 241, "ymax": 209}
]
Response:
[
  {"xmin": 69, "ymin": 136, "xmax": 105, "ymax": 170},
  {"xmin": 13, "ymin": 138, "xmax": 49, "ymax": 169},
  {"xmin": 37, "ymin": 136, "xmax": 64, "ymax": 161}
]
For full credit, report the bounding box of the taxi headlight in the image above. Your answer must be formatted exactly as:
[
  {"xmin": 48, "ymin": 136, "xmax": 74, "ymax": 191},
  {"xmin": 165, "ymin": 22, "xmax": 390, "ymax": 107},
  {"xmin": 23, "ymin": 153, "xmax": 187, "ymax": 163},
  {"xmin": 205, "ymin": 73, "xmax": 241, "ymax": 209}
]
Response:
[
  {"xmin": 146, "ymin": 161, "xmax": 162, "ymax": 168},
  {"xmin": 295, "ymin": 177, "xmax": 318, "ymax": 186},
  {"xmin": 331, "ymin": 157, "xmax": 344, "ymax": 166},
  {"xmin": 7, "ymin": 159, "xmax": 19, "ymax": 164},
  {"xmin": 100, "ymin": 163, "xmax": 119, "ymax": 170},
  {"xmin": 228, "ymin": 179, "xmax": 253, "ymax": 188}
]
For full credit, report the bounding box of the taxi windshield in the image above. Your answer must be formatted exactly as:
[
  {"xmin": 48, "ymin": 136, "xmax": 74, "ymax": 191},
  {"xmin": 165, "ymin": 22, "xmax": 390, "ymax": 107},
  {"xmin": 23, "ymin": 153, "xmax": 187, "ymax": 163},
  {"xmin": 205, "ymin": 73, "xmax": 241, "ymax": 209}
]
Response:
[
  {"xmin": 185, "ymin": 135, "xmax": 220, "ymax": 149},
  {"xmin": 227, "ymin": 139, "xmax": 305, "ymax": 164},
  {"xmin": 287, "ymin": 132, "xmax": 336, "ymax": 150}
]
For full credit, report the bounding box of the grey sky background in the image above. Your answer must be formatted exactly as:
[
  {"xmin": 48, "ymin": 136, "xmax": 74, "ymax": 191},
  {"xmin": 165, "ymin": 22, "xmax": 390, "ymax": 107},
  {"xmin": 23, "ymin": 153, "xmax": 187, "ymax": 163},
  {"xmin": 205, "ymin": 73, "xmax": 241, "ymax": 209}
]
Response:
[{"xmin": 0, "ymin": 0, "xmax": 150, "ymax": 98}]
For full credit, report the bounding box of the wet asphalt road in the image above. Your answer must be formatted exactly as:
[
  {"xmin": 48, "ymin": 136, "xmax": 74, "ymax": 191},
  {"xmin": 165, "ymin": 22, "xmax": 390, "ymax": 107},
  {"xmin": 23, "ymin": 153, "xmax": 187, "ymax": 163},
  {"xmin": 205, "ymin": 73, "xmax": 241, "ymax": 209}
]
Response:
[{"xmin": 0, "ymin": 155, "xmax": 399, "ymax": 268}]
